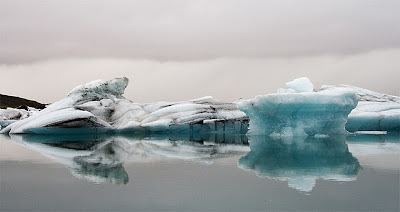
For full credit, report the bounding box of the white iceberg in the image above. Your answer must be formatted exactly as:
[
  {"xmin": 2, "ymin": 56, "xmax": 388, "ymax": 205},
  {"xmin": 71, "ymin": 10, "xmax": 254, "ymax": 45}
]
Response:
[
  {"xmin": 237, "ymin": 77, "xmax": 359, "ymax": 136},
  {"xmin": 1, "ymin": 77, "xmax": 248, "ymax": 134},
  {"xmin": 321, "ymin": 85, "xmax": 400, "ymax": 132},
  {"xmin": 0, "ymin": 107, "xmax": 39, "ymax": 129}
]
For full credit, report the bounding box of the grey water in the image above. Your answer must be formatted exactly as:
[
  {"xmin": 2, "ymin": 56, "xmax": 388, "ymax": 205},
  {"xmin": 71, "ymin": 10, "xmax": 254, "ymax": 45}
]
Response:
[{"xmin": 0, "ymin": 132, "xmax": 399, "ymax": 211}]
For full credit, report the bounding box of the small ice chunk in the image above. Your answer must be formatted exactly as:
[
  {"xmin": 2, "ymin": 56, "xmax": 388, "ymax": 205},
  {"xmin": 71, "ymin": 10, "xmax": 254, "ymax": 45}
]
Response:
[{"xmin": 285, "ymin": 77, "xmax": 314, "ymax": 93}]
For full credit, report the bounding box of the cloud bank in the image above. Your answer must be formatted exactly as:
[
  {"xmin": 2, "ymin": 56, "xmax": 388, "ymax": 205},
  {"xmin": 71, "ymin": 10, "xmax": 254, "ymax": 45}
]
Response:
[
  {"xmin": 1, "ymin": 1, "xmax": 398, "ymax": 103},
  {"xmin": 1, "ymin": 49, "xmax": 399, "ymax": 103},
  {"xmin": 0, "ymin": 0, "xmax": 399, "ymax": 63}
]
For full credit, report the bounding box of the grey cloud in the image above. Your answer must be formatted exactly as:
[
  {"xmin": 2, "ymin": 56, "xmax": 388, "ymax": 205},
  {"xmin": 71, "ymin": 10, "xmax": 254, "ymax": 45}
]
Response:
[
  {"xmin": 1, "ymin": 0, "xmax": 399, "ymax": 63},
  {"xmin": 1, "ymin": 49, "xmax": 399, "ymax": 103}
]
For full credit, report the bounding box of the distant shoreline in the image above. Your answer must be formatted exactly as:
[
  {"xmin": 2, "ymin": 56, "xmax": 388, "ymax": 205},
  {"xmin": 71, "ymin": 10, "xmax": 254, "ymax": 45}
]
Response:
[{"xmin": 0, "ymin": 94, "xmax": 46, "ymax": 109}]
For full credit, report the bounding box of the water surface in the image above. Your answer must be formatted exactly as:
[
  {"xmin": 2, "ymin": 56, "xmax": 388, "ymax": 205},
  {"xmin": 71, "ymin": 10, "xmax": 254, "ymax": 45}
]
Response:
[{"xmin": 1, "ymin": 133, "xmax": 399, "ymax": 211}]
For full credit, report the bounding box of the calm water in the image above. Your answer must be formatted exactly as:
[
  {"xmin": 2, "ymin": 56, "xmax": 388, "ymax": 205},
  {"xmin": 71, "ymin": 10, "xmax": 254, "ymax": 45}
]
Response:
[{"xmin": 0, "ymin": 132, "xmax": 399, "ymax": 211}]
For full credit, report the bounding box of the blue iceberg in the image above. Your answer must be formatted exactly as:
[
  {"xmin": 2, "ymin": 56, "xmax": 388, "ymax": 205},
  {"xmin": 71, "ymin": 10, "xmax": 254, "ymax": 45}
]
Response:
[{"xmin": 237, "ymin": 78, "xmax": 359, "ymax": 136}]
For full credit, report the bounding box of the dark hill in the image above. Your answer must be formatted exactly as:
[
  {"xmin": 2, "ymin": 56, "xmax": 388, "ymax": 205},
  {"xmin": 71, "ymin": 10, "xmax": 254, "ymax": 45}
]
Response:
[{"xmin": 0, "ymin": 94, "xmax": 46, "ymax": 109}]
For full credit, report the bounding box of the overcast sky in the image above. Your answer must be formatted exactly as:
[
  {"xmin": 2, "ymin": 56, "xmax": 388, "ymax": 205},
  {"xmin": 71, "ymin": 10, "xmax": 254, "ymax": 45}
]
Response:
[{"xmin": 0, "ymin": 0, "xmax": 399, "ymax": 103}]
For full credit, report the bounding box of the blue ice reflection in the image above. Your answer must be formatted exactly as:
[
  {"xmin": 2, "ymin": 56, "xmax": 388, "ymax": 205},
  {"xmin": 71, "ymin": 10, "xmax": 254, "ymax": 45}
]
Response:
[{"xmin": 238, "ymin": 135, "xmax": 361, "ymax": 192}]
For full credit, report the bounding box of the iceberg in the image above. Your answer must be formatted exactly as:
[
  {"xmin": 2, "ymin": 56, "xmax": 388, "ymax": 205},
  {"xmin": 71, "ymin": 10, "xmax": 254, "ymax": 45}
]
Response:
[
  {"xmin": 237, "ymin": 77, "xmax": 400, "ymax": 135},
  {"xmin": 0, "ymin": 107, "xmax": 39, "ymax": 129},
  {"xmin": 1, "ymin": 77, "xmax": 398, "ymax": 135},
  {"xmin": 1, "ymin": 77, "xmax": 248, "ymax": 134},
  {"xmin": 237, "ymin": 77, "xmax": 359, "ymax": 136},
  {"xmin": 238, "ymin": 135, "xmax": 361, "ymax": 192},
  {"xmin": 321, "ymin": 85, "xmax": 400, "ymax": 132}
]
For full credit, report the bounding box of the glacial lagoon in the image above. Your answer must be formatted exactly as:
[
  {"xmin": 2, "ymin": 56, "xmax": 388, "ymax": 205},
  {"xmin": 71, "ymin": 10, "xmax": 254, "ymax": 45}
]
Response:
[{"xmin": 1, "ymin": 132, "xmax": 398, "ymax": 211}]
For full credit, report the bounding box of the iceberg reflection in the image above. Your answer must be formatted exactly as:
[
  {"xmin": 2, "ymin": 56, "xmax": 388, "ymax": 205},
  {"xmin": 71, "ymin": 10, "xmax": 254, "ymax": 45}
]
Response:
[
  {"xmin": 346, "ymin": 132, "xmax": 400, "ymax": 157},
  {"xmin": 9, "ymin": 133, "xmax": 250, "ymax": 184},
  {"xmin": 8, "ymin": 133, "xmax": 366, "ymax": 191},
  {"xmin": 238, "ymin": 135, "xmax": 361, "ymax": 192}
]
